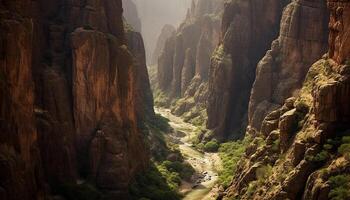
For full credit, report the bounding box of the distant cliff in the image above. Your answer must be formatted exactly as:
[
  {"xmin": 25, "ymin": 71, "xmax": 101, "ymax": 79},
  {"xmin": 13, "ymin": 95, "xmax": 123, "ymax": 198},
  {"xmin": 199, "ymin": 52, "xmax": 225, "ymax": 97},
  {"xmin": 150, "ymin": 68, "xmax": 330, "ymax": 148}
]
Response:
[{"xmin": 154, "ymin": 0, "xmax": 223, "ymax": 128}]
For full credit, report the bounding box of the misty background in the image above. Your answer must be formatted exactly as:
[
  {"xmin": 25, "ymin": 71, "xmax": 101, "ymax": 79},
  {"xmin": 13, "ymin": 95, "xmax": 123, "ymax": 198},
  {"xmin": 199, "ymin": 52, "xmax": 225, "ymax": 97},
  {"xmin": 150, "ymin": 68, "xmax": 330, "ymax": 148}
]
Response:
[{"xmin": 127, "ymin": 0, "xmax": 192, "ymax": 65}]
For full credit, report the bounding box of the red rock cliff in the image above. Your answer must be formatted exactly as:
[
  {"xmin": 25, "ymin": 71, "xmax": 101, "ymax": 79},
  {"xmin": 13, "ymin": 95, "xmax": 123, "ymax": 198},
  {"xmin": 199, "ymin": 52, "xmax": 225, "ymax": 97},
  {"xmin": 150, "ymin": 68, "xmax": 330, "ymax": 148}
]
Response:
[
  {"xmin": 0, "ymin": 0, "xmax": 151, "ymax": 199},
  {"xmin": 207, "ymin": 0, "xmax": 289, "ymax": 140},
  {"xmin": 248, "ymin": 0, "xmax": 329, "ymax": 134}
]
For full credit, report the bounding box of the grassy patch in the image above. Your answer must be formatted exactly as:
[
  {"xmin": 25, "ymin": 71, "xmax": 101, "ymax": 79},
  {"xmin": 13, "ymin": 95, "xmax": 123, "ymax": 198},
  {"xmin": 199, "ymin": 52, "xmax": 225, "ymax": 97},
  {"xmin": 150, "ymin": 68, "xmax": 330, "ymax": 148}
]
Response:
[
  {"xmin": 328, "ymin": 175, "xmax": 350, "ymax": 200},
  {"xmin": 218, "ymin": 137, "xmax": 251, "ymax": 187}
]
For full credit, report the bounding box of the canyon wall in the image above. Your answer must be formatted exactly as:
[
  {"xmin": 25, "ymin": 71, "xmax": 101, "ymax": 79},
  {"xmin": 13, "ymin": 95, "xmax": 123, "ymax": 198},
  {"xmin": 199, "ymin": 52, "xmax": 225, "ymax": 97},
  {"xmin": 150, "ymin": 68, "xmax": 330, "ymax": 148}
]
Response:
[
  {"xmin": 207, "ymin": 0, "xmax": 289, "ymax": 139},
  {"xmin": 0, "ymin": 0, "xmax": 152, "ymax": 199},
  {"xmin": 221, "ymin": 0, "xmax": 350, "ymax": 199},
  {"xmin": 248, "ymin": 0, "xmax": 329, "ymax": 134},
  {"xmin": 155, "ymin": 0, "xmax": 223, "ymax": 127}
]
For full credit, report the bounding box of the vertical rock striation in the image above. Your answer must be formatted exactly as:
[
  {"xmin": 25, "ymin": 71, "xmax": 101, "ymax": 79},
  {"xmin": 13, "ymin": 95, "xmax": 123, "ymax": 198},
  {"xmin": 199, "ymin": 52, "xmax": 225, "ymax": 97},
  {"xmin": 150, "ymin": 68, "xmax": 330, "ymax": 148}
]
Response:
[
  {"xmin": 248, "ymin": 0, "xmax": 329, "ymax": 134},
  {"xmin": 0, "ymin": 0, "xmax": 152, "ymax": 199},
  {"xmin": 207, "ymin": 0, "xmax": 289, "ymax": 139},
  {"xmin": 151, "ymin": 24, "xmax": 176, "ymax": 65},
  {"xmin": 155, "ymin": 0, "xmax": 223, "ymax": 127}
]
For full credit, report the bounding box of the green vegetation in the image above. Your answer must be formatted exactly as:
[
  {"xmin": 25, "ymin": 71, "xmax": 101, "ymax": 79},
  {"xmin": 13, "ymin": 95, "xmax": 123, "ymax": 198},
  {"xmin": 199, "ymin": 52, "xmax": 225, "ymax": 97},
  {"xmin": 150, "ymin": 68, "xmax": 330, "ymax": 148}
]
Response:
[
  {"xmin": 203, "ymin": 139, "xmax": 220, "ymax": 152},
  {"xmin": 218, "ymin": 137, "xmax": 251, "ymax": 187},
  {"xmin": 328, "ymin": 175, "xmax": 350, "ymax": 200},
  {"xmin": 246, "ymin": 181, "xmax": 258, "ymax": 197},
  {"xmin": 271, "ymin": 139, "xmax": 280, "ymax": 152},
  {"xmin": 130, "ymin": 164, "xmax": 181, "ymax": 200},
  {"xmin": 131, "ymin": 110, "xmax": 195, "ymax": 200},
  {"xmin": 338, "ymin": 136, "xmax": 350, "ymax": 159},
  {"xmin": 153, "ymin": 89, "xmax": 171, "ymax": 107},
  {"xmin": 296, "ymin": 59, "xmax": 334, "ymax": 107},
  {"xmin": 306, "ymin": 150, "xmax": 329, "ymax": 163}
]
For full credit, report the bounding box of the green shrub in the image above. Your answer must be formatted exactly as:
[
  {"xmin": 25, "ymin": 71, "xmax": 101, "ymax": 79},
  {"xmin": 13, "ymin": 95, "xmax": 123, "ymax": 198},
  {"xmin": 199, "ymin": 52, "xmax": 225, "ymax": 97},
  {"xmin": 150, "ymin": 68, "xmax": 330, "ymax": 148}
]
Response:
[
  {"xmin": 338, "ymin": 144, "xmax": 350, "ymax": 158},
  {"xmin": 307, "ymin": 150, "xmax": 329, "ymax": 163},
  {"xmin": 204, "ymin": 139, "xmax": 219, "ymax": 152},
  {"xmin": 129, "ymin": 164, "xmax": 181, "ymax": 200},
  {"xmin": 150, "ymin": 114, "xmax": 171, "ymax": 132},
  {"xmin": 328, "ymin": 175, "xmax": 350, "ymax": 200},
  {"xmin": 246, "ymin": 181, "xmax": 258, "ymax": 197},
  {"xmin": 161, "ymin": 161, "xmax": 194, "ymax": 181},
  {"xmin": 338, "ymin": 136, "xmax": 350, "ymax": 159},
  {"xmin": 342, "ymin": 136, "xmax": 350, "ymax": 144},
  {"xmin": 323, "ymin": 144, "xmax": 333, "ymax": 151},
  {"xmin": 218, "ymin": 137, "xmax": 251, "ymax": 187}
]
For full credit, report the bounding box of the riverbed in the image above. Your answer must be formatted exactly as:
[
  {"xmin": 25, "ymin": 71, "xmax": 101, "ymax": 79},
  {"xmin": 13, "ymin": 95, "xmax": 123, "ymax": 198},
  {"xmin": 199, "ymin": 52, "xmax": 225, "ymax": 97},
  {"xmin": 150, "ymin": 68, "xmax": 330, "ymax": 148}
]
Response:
[{"xmin": 155, "ymin": 107, "xmax": 222, "ymax": 200}]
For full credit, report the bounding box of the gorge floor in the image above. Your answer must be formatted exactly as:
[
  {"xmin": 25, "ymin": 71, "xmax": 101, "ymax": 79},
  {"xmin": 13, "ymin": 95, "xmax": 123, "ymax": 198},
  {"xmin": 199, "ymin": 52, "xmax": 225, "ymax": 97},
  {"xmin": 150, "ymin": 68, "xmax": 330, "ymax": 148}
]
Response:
[{"xmin": 155, "ymin": 107, "xmax": 222, "ymax": 200}]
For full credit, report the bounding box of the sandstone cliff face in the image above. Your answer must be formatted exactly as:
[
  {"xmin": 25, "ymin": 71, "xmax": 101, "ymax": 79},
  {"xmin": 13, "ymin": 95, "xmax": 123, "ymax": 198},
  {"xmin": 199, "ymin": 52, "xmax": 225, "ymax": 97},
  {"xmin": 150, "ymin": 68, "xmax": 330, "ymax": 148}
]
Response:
[
  {"xmin": 151, "ymin": 24, "xmax": 176, "ymax": 65},
  {"xmin": 248, "ymin": 0, "xmax": 329, "ymax": 134},
  {"xmin": 222, "ymin": 1, "xmax": 350, "ymax": 199},
  {"xmin": 328, "ymin": 0, "xmax": 350, "ymax": 64},
  {"xmin": 157, "ymin": 0, "xmax": 222, "ymax": 97},
  {"xmin": 0, "ymin": 3, "xmax": 45, "ymax": 199},
  {"xmin": 207, "ymin": 0, "xmax": 289, "ymax": 139},
  {"xmin": 155, "ymin": 0, "xmax": 222, "ymax": 127},
  {"xmin": 0, "ymin": 0, "xmax": 152, "ymax": 199}
]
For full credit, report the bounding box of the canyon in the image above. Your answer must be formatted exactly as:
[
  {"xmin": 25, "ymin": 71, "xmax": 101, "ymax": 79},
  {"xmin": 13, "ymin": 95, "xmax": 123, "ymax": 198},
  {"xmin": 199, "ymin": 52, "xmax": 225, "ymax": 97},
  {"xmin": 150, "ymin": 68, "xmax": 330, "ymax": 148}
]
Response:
[{"xmin": 1, "ymin": 0, "xmax": 350, "ymax": 200}]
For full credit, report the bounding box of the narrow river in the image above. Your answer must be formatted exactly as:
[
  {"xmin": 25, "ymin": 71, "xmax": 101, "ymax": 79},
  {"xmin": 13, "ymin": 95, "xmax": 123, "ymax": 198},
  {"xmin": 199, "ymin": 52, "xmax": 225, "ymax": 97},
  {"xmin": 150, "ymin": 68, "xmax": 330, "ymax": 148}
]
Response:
[{"xmin": 155, "ymin": 107, "xmax": 222, "ymax": 200}]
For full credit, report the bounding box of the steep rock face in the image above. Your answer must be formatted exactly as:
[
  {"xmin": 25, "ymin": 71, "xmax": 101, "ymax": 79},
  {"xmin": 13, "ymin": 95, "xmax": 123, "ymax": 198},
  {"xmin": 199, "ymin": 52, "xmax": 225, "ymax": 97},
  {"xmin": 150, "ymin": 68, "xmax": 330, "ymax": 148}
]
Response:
[
  {"xmin": 151, "ymin": 24, "xmax": 176, "ymax": 65},
  {"xmin": 155, "ymin": 0, "xmax": 222, "ymax": 127},
  {"xmin": 207, "ymin": 0, "xmax": 289, "ymax": 139},
  {"xmin": 122, "ymin": 0, "xmax": 141, "ymax": 32},
  {"xmin": 126, "ymin": 30, "xmax": 155, "ymax": 122},
  {"xmin": 0, "ymin": 0, "xmax": 151, "ymax": 199},
  {"xmin": 0, "ymin": 3, "xmax": 45, "ymax": 199},
  {"xmin": 222, "ymin": 1, "xmax": 350, "ymax": 199},
  {"xmin": 157, "ymin": 0, "xmax": 222, "ymax": 97},
  {"xmin": 248, "ymin": 0, "xmax": 329, "ymax": 133},
  {"xmin": 328, "ymin": 0, "xmax": 350, "ymax": 64}
]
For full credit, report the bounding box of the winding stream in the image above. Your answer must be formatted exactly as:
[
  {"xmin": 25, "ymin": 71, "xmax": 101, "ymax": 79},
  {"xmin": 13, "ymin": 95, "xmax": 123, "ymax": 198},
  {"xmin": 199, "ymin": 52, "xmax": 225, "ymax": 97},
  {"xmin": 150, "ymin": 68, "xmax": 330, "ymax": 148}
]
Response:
[{"xmin": 155, "ymin": 107, "xmax": 222, "ymax": 200}]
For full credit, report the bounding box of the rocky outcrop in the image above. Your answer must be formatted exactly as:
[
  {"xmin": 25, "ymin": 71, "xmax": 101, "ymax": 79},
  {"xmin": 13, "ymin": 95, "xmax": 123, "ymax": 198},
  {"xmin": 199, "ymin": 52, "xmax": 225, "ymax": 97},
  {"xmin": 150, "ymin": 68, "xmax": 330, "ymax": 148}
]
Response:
[
  {"xmin": 207, "ymin": 0, "xmax": 289, "ymax": 139},
  {"xmin": 223, "ymin": 58, "xmax": 350, "ymax": 200},
  {"xmin": 0, "ymin": 0, "xmax": 152, "ymax": 199},
  {"xmin": 248, "ymin": 0, "xmax": 329, "ymax": 133},
  {"xmin": 328, "ymin": 0, "xmax": 350, "ymax": 64},
  {"xmin": 151, "ymin": 24, "xmax": 175, "ymax": 65},
  {"xmin": 222, "ymin": 1, "xmax": 350, "ymax": 199},
  {"xmin": 122, "ymin": 0, "xmax": 141, "ymax": 32}
]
